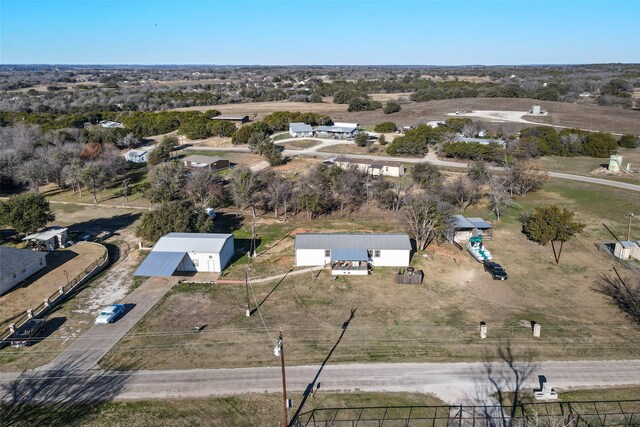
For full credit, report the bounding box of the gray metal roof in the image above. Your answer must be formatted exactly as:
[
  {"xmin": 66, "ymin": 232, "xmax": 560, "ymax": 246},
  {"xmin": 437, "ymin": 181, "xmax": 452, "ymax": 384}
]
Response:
[
  {"xmin": 331, "ymin": 248, "xmax": 369, "ymax": 261},
  {"xmin": 467, "ymin": 218, "xmax": 493, "ymax": 229},
  {"xmin": 23, "ymin": 226, "xmax": 67, "ymax": 241},
  {"xmin": 289, "ymin": 123, "xmax": 313, "ymax": 133},
  {"xmin": 133, "ymin": 251, "xmax": 186, "ymax": 277},
  {"xmin": 453, "ymin": 215, "xmax": 476, "ymax": 229},
  {"xmin": 213, "ymin": 115, "xmax": 248, "ymax": 121},
  {"xmin": 315, "ymin": 125, "xmax": 357, "ymax": 134},
  {"xmin": 295, "ymin": 233, "xmax": 411, "ymax": 250},
  {"xmin": 454, "ymin": 137, "xmax": 506, "ymax": 146},
  {"xmin": 152, "ymin": 233, "xmax": 233, "ymax": 253},
  {"xmin": 619, "ymin": 240, "xmax": 638, "ymax": 248},
  {"xmin": 0, "ymin": 246, "xmax": 46, "ymax": 281},
  {"xmin": 183, "ymin": 155, "xmax": 227, "ymax": 164}
]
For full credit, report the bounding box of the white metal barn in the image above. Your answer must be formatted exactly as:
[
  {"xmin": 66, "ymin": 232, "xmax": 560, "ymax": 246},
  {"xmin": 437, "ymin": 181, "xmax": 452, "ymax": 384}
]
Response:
[
  {"xmin": 295, "ymin": 233, "xmax": 412, "ymax": 275},
  {"xmin": 133, "ymin": 233, "xmax": 234, "ymax": 277},
  {"xmin": 0, "ymin": 246, "xmax": 47, "ymax": 295}
]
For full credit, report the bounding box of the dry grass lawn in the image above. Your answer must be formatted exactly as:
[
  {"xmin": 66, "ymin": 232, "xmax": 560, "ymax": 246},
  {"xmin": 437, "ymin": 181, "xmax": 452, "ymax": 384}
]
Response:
[{"xmin": 100, "ymin": 178, "xmax": 640, "ymax": 371}]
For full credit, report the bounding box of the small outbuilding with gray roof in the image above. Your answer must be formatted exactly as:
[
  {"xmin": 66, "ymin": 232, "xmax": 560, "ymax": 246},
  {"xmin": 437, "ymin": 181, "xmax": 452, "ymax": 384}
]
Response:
[
  {"xmin": 289, "ymin": 123, "xmax": 314, "ymax": 137},
  {"xmin": 134, "ymin": 233, "xmax": 234, "ymax": 277},
  {"xmin": 1, "ymin": 246, "xmax": 47, "ymax": 294},
  {"xmin": 295, "ymin": 232, "xmax": 412, "ymax": 275},
  {"xmin": 450, "ymin": 215, "xmax": 493, "ymax": 243}
]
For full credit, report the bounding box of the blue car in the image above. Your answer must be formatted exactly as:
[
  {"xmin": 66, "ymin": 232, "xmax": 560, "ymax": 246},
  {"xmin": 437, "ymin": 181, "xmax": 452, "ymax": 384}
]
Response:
[{"xmin": 95, "ymin": 304, "xmax": 125, "ymax": 324}]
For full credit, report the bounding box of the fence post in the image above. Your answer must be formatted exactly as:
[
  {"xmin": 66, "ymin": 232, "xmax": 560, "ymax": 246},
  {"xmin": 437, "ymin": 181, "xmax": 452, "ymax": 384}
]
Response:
[
  {"xmin": 9, "ymin": 323, "xmax": 16, "ymax": 333},
  {"xmin": 58, "ymin": 286, "xmax": 65, "ymax": 295},
  {"xmin": 44, "ymin": 297, "xmax": 50, "ymax": 308},
  {"xmin": 27, "ymin": 309, "xmax": 34, "ymax": 319}
]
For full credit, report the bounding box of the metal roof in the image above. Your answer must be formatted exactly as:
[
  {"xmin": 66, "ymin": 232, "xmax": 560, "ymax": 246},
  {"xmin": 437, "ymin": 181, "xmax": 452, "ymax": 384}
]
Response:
[
  {"xmin": 315, "ymin": 125, "xmax": 357, "ymax": 134},
  {"xmin": 467, "ymin": 218, "xmax": 493, "ymax": 229},
  {"xmin": 213, "ymin": 115, "xmax": 248, "ymax": 121},
  {"xmin": 295, "ymin": 233, "xmax": 411, "ymax": 251},
  {"xmin": 23, "ymin": 226, "xmax": 67, "ymax": 241},
  {"xmin": 133, "ymin": 251, "xmax": 186, "ymax": 277},
  {"xmin": 289, "ymin": 123, "xmax": 313, "ymax": 133},
  {"xmin": 126, "ymin": 149, "xmax": 147, "ymax": 156},
  {"xmin": 0, "ymin": 246, "xmax": 46, "ymax": 281},
  {"xmin": 619, "ymin": 240, "xmax": 638, "ymax": 249},
  {"xmin": 183, "ymin": 155, "xmax": 227, "ymax": 164},
  {"xmin": 331, "ymin": 248, "xmax": 369, "ymax": 261},
  {"xmin": 152, "ymin": 233, "xmax": 233, "ymax": 253},
  {"xmin": 454, "ymin": 137, "xmax": 506, "ymax": 146}
]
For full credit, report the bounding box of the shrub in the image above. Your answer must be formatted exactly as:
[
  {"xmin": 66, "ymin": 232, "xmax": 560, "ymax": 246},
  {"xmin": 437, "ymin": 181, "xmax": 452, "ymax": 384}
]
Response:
[
  {"xmin": 374, "ymin": 122, "xmax": 397, "ymax": 133},
  {"xmin": 618, "ymin": 134, "xmax": 639, "ymax": 149},
  {"xmin": 383, "ymin": 101, "xmax": 401, "ymax": 114}
]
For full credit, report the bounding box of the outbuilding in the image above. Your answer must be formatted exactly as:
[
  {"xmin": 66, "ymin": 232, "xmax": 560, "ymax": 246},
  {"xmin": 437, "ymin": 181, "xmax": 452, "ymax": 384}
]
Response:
[
  {"xmin": 0, "ymin": 246, "xmax": 47, "ymax": 295},
  {"xmin": 314, "ymin": 125, "xmax": 358, "ymax": 140},
  {"xmin": 124, "ymin": 149, "xmax": 149, "ymax": 163},
  {"xmin": 183, "ymin": 155, "xmax": 231, "ymax": 172},
  {"xmin": 449, "ymin": 215, "xmax": 493, "ymax": 243},
  {"xmin": 614, "ymin": 240, "xmax": 640, "ymax": 260},
  {"xmin": 295, "ymin": 233, "xmax": 412, "ymax": 275},
  {"xmin": 212, "ymin": 115, "xmax": 250, "ymax": 127},
  {"xmin": 133, "ymin": 233, "xmax": 234, "ymax": 277},
  {"xmin": 288, "ymin": 123, "xmax": 314, "ymax": 137},
  {"xmin": 333, "ymin": 156, "xmax": 405, "ymax": 177},
  {"xmin": 23, "ymin": 226, "xmax": 68, "ymax": 251}
]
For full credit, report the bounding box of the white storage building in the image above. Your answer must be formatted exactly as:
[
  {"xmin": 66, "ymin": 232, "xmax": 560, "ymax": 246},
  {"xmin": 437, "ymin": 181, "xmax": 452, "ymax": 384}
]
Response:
[
  {"xmin": 295, "ymin": 233, "xmax": 412, "ymax": 275},
  {"xmin": 134, "ymin": 233, "xmax": 235, "ymax": 277},
  {"xmin": 1, "ymin": 246, "xmax": 47, "ymax": 295}
]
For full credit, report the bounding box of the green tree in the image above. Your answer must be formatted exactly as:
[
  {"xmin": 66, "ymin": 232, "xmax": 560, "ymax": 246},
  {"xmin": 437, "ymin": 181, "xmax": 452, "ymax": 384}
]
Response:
[
  {"xmin": 522, "ymin": 205, "xmax": 585, "ymax": 264},
  {"xmin": 378, "ymin": 134, "xmax": 387, "ymax": 146},
  {"xmin": 411, "ymin": 163, "xmax": 442, "ymax": 191},
  {"xmin": 0, "ymin": 193, "xmax": 55, "ymax": 234},
  {"xmin": 374, "ymin": 122, "xmax": 397, "ymax": 133},
  {"xmin": 383, "ymin": 101, "xmax": 401, "ymax": 114},
  {"xmin": 148, "ymin": 135, "xmax": 177, "ymax": 165},
  {"xmin": 146, "ymin": 161, "xmax": 186, "ymax": 203},
  {"xmin": 354, "ymin": 132, "xmax": 370, "ymax": 147},
  {"xmin": 136, "ymin": 199, "xmax": 214, "ymax": 243},
  {"xmin": 618, "ymin": 134, "xmax": 639, "ymax": 149}
]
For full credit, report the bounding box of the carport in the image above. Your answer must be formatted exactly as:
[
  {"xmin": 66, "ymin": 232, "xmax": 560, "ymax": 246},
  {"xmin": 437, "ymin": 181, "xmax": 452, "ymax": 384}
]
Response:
[
  {"xmin": 330, "ymin": 248, "xmax": 369, "ymax": 275},
  {"xmin": 133, "ymin": 252, "xmax": 186, "ymax": 277}
]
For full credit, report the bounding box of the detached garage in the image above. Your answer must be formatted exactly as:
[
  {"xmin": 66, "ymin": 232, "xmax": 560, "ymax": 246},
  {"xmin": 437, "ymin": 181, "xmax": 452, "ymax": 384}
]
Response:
[
  {"xmin": 295, "ymin": 233, "xmax": 412, "ymax": 275},
  {"xmin": 134, "ymin": 233, "xmax": 234, "ymax": 277}
]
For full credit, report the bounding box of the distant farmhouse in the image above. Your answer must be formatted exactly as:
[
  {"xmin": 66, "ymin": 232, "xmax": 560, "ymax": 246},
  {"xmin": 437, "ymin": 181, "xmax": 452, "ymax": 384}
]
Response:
[
  {"xmin": 288, "ymin": 123, "xmax": 314, "ymax": 138},
  {"xmin": 1, "ymin": 246, "xmax": 47, "ymax": 295},
  {"xmin": 315, "ymin": 122, "xmax": 359, "ymax": 140},
  {"xmin": 124, "ymin": 149, "xmax": 149, "ymax": 163},
  {"xmin": 134, "ymin": 233, "xmax": 235, "ymax": 277},
  {"xmin": 295, "ymin": 233, "xmax": 412, "ymax": 275},
  {"xmin": 212, "ymin": 115, "xmax": 250, "ymax": 127},
  {"xmin": 183, "ymin": 155, "xmax": 230, "ymax": 172},
  {"xmin": 328, "ymin": 156, "xmax": 406, "ymax": 177}
]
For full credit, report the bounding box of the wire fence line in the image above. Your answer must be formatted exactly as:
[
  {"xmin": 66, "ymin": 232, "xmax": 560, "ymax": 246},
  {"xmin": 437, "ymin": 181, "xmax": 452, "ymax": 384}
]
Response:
[{"xmin": 0, "ymin": 243, "xmax": 109, "ymax": 347}]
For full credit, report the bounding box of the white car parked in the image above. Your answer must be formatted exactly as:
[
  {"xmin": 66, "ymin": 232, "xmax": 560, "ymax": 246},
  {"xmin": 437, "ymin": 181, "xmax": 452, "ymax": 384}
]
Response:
[{"xmin": 95, "ymin": 304, "xmax": 125, "ymax": 325}]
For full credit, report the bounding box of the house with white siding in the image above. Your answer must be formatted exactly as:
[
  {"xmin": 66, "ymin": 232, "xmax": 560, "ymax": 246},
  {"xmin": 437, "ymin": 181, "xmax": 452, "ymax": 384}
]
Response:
[
  {"xmin": 288, "ymin": 123, "xmax": 314, "ymax": 137},
  {"xmin": 124, "ymin": 149, "xmax": 149, "ymax": 163},
  {"xmin": 295, "ymin": 233, "xmax": 412, "ymax": 275},
  {"xmin": 134, "ymin": 233, "xmax": 234, "ymax": 277},
  {"xmin": 1, "ymin": 246, "xmax": 47, "ymax": 295},
  {"xmin": 331, "ymin": 156, "xmax": 406, "ymax": 177}
]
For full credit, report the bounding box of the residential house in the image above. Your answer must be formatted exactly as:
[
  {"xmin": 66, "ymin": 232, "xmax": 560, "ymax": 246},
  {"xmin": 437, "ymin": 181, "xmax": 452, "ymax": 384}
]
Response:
[
  {"xmin": 288, "ymin": 123, "xmax": 314, "ymax": 137},
  {"xmin": 124, "ymin": 149, "xmax": 149, "ymax": 163},
  {"xmin": 0, "ymin": 246, "xmax": 47, "ymax": 294},
  {"xmin": 295, "ymin": 233, "xmax": 412, "ymax": 275},
  {"xmin": 331, "ymin": 156, "xmax": 405, "ymax": 177},
  {"xmin": 183, "ymin": 155, "xmax": 231, "ymax": 172}
]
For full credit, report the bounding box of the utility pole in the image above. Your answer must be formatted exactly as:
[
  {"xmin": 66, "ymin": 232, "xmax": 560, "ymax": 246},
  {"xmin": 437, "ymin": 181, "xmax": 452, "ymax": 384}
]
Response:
[
  {"xmin": 274, "ymin": 327, "xmax": 288, "ymax": 427},
  {"xmin": 244, "ymin": 264, "xmax": 251, "ymax": 317},
  {"xmin": 628, "ymin": 212, "xmax": 635, "ymax": 241}
]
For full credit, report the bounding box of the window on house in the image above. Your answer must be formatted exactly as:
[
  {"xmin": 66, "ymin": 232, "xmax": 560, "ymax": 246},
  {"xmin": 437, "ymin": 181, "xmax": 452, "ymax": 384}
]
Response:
[
  {"xmin": 324, "ymin": 249, "xmax": 331, "ymax": 257},
  {"xmin": 367, "ymin": 250, "xmax": 373, "ymax": 257},
  {"xmin": 374, "ymin": 250, "xmax": 381, "ymax": 258},
  {"xmin": 193, "ymin": 259, "xmax": 199, "ymax": 267}
]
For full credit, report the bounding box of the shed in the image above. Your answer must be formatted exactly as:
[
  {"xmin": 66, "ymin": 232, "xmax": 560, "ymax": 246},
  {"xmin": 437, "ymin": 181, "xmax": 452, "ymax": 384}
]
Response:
[
  {"xmin": 614, "ymin": 240, "xmax": 639, "ymax": 260},
  {"xmin": 295, "ymin": 233, "xmax": 412, "ymax": 275},
  {"xmin": 450, "ymin": 215, "xmax": 493, "ymax": 243},
  {"xmin": 23, "ymin": 227, "xmax": 68, "ymax": 251},
  {"xmin": 134, "ymin": 233, "xmax": 234, "ymax": 277},
  {"xmin": 212, "ymin": 115, "xmax": 250, "ymax": 127},
  {"xmin": 183, "ymin": 155, "xmax": 230, "ymax": 171},
  {"xmin": 289, "ymin": 123, "xmax": 313, "ymax": 138},
  {"xmin": 0, "ymin": 246, "xmax": 47, "ymax": 295}
]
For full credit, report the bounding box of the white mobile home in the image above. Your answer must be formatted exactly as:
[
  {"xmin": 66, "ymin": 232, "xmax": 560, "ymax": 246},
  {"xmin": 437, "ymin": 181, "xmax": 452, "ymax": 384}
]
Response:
[
  {"xmin": 295, "ymin": 233, "xmax": 412, "ymax": 275},
  {"xmin": 1, "ymin": 246, "xmax": 47, "ymax": 295},
  {"xmin": 134, "ymin": 233, "xmax": 234, "ymax": 277},
  {"xmin": 333, "ymin": 156, "xmax": 405, "ymax": 177},
  {"xmin": 124, "ymin": 149, "xmax": 149, "ymax": 163},
  {"xmin": 288, "ymin": 123, "xmax": 313, "ymax": 137}
]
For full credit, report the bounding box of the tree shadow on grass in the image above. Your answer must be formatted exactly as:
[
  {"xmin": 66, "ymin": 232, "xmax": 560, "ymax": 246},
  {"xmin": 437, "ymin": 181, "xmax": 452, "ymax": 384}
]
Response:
[{"xmin": 1, "ymin": 358, "xmax": 139, "ymax": 426}]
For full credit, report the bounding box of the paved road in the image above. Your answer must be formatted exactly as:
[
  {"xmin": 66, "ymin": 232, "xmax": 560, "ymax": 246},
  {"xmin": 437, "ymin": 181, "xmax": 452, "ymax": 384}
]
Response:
[
  {"xmin": 4, "ymin": 360, "xmax": 640, "ymax": 404},
  {"xmin": 187, "ymin": 145, "xmax": 640, "ymax": 193},
  {"xmin": 37, "ymin": 277, "xmax": 173, "ymax": 371}
]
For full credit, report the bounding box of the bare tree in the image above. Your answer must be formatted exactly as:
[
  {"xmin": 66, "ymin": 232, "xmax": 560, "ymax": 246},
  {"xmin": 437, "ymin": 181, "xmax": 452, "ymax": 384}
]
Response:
[
  {"xmin": 80, "ymin": 163, "xmax": 109, "ymax": 203},
  {"xmin": 184, "ymin": 169, "xmax": 226, "ymax": 208},
  {"xmin": 230, "ymin": 166, "xmax": 261, "ymax": 217},
  {"xmin": 402, "ymin": 194, "xmax": 452, "ymax": 250},
  {"xmin": 487, "ymin": 177, "xmax": 512, "ymax": 221},
  {"xmin": 505, "ymin": 161, "xmax": 547, "ymax": 197},
  {"xmin": 468, "ymin": 159, "xmax": 492, "ymax": 185},
  {"xmin": 146, "ymin": 161, "xmax": 186, "ymax": 203},
  {"xmin": 16, "ymin": 159, "xmax": 47, "ymax": 192},
  {"xmin": 63, "ymin": 158, "xmax": 84, "ymax": 196}
]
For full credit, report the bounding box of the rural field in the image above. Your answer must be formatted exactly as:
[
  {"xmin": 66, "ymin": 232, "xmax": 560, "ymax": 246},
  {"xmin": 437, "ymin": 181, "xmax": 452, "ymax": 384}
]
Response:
[
  {"xmin": 172, "ymin": 97, "xmax": 640, "ymax": 135},
  {"xmin": 99, "ymin": 178, "xmax": 640, "ymax": 371}
]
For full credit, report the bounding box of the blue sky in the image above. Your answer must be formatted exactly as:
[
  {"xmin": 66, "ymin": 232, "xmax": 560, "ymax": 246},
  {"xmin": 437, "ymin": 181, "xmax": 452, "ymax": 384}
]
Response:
[{"xmin": 1, "ymin": 0, "xmax": 639, "ymax": 65}]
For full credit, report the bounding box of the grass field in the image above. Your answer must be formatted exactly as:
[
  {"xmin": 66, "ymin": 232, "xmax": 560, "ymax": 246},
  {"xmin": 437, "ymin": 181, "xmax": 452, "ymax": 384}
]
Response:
[
  {"xmin": 171, "ymin": 97, "xmax": 640, "ymax": 135},
  {"xmin": 1, "ymin": 392, "xmax": 444, "ymax": 427},
  {"xmin": 280, "ymin": 139, "xmax": 319, "ymax": 150},
  {"xmin": 316, "ymin": 143, "xmax": 389, "ymax": 156},
  {"xmin": 99, "ymin": 178, "xmax": 640, "ymax": 371}
]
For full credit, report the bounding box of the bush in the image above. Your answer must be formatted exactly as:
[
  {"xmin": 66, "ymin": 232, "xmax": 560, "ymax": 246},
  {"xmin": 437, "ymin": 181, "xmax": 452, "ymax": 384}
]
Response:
[
  {"xmin": 442, "ymin": 142, "xmax": 506, "ymax": 163},
  {"xmin": 618, "ymin": 134, "xmax": 639, "ymax": 149},
  {"xmin": 383, "ymin": 101, "xmax": 401, "ymax": 114},
  {"xmin": 374, "ymin": 122, "xmax": 397, "ymax": 133},
  {"xmin": 386, "ymin": 136, "xmax": 428, "ymax": 157},
  {"xmin": 231, "ymin": 122, "xmax": 272, "ymax": 145},
  {"xmin": 136, "ymin": 199, "xmax": 214, "ymax": 243},
  {"xmin": 354, "ymin": 133, "xmax": 370, "ymax": 147}
]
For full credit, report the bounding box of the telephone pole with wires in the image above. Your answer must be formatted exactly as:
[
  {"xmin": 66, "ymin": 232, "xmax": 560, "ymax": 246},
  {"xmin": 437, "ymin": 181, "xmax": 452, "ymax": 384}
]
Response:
[
  {"xmin": 274, "ymin": 327, "xmax": 288, "ymax": 427},
  {"xmin": 244, "ymin": 263, "xmax": 251, "ymax": 317}
]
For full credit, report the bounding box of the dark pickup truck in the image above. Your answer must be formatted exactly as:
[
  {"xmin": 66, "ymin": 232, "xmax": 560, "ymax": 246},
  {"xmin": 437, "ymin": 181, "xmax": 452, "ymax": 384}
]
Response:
[
  {"xmin": 10, "ymin": 319, "xmax": 46, "ymax": 348},
  {"xmin": 483, "ymin": 260, "xmax": 508, "ymax": 280}
]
